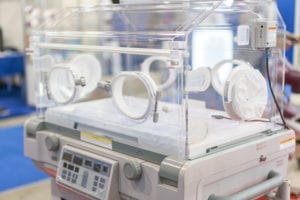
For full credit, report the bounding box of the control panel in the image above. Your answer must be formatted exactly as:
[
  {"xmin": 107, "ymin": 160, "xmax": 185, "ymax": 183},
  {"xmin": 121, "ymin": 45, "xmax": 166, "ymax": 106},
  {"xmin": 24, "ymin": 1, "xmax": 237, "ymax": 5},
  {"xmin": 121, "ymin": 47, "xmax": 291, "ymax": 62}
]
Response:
[{"xmin": 56, "ymin": 146, "xmax": 118, "ymax": 200}]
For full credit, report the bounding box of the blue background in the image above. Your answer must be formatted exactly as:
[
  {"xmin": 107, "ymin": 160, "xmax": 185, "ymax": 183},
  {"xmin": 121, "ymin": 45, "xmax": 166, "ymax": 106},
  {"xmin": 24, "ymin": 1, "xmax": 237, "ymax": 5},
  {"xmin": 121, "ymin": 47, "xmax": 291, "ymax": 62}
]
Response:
[{"xmin": 277, "ymin": 0, "xmax": 296, "ymax": 62}]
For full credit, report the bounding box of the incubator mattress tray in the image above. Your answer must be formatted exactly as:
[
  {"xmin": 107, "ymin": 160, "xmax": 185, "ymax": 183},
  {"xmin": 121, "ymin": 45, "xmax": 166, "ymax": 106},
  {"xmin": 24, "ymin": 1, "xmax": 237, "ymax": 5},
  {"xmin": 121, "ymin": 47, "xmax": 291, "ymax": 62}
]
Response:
[{"xmin": 45, "ymin": 98, "xmax": 271, "ymax": 159}]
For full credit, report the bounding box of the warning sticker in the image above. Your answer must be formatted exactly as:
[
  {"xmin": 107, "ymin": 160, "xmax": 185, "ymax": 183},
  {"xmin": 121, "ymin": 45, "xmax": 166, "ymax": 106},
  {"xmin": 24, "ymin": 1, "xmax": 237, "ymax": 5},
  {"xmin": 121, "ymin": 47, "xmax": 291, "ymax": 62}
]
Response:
[
  {"xmin": 280, "ymin": 136, "xmax": 295, "ymax": 150},
  {"xmin": 81, "ymin": 132, "xmax": 112, "ymax": 149}
]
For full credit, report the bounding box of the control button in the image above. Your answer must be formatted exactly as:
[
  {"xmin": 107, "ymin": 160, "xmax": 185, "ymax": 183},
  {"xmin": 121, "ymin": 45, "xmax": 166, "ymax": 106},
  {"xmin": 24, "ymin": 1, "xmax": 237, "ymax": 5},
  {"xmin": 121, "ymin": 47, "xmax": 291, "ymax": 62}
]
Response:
[
  {"xmin": 81, "ymin": 171, "xmax": 88, "ymax": 188},
  {"xmin": 123, "ymin": 160, "xmax": 142, "ymax": 180},
  {"xmin": 93, "ymin": 181, "xmax": 98, "ymax": 187},
  {"xmin": 67, "ymin": 171, "xmax": 72, "ymax": 181},
  {"xmin": 260, "ymin": 155, "xmax": 267, "ymax": 162},
  {"xmin": 62, "ymin": 174, "xmax": 66, "ymax": 180},
  {"xmin": 75, "ymin": 167, "xmax": 79, "ymax": 173},
  {"xmin": 94, "ymin": 163, "xmax": 101, "ymax": 172},
  {"xmin": 102, "ymin": 165, "xmax": 110, "ymax": 176},
  {"xmin": 95, "ymin": 176, "xmax": 99, "ymax": 181},
  {"xmin": 73, "ymin": 156, "xmax": 83, "ymax": 166},
  {"xmin": 68, "ymin": 164, "xmax": 74, "ymax": 171},
  {"xmin": 45, "ymin": 135, "xmax": 59, "ymax": 151},
  {"xmin": 84, "ymin": 160, "xmax": 93, "ymax": 168},
  {"xmin": 99, "ymin": 183, "xmax": 105, "ymax": 189},
  {"xmin": 100, "ymin": 177, "xmax": 105, "ymax": 184},
  {"xmin": 66, "ymin": 175, "xmax": 71, "ymax": 182}
]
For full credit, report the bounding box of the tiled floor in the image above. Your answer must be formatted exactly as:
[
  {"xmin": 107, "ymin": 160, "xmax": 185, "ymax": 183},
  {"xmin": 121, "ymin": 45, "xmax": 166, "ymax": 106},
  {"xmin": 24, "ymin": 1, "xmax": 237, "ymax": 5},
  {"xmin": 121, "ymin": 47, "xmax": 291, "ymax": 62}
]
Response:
[{"xmin": 0, "ymin": 180, "xmax": 51, "ymax": 200}]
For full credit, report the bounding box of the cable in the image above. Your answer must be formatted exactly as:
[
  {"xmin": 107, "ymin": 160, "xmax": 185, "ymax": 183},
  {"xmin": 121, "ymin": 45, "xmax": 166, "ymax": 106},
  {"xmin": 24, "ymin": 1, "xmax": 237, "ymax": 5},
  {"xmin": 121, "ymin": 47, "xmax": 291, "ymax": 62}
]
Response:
[{"xmin": 265, "ymin": 48, "xmax": 288, "ymax": 128}]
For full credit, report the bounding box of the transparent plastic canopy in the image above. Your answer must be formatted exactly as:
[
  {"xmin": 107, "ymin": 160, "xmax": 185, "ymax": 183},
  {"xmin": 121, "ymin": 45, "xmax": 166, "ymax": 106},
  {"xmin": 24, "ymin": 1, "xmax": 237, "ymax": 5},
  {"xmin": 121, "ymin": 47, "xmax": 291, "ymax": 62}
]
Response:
[{"xmin": 32, "ymin": 0, "xmax": 286, "ymax": 160}]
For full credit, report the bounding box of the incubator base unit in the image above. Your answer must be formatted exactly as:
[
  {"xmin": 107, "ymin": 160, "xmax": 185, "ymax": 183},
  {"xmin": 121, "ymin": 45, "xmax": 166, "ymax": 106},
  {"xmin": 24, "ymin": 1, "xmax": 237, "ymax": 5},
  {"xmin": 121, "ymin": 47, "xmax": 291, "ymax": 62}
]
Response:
[
  {"xmin": 24, "ymin": 118, "xmax": 294, "ymax": 200},
  {"xmin": 25, "ymin": 1, "xmax": 295, "ymax": 199}
]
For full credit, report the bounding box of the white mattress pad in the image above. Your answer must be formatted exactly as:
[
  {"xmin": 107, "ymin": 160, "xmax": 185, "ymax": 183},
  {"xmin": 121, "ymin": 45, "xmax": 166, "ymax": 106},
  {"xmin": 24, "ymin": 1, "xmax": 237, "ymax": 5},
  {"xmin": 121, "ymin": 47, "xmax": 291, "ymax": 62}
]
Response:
[{"xmin": 45, "ymin": 98, "xmax": 271, "ymax": 159}]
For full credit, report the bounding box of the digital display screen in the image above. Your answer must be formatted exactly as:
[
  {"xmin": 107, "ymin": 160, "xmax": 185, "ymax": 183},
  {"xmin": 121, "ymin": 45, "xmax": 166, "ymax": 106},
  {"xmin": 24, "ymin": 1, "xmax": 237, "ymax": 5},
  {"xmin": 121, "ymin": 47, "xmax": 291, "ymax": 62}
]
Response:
[
  {"xmin": 102, "ymin": 165, "xmax": 109, "ymax": 175},
  {"xmin": 94, "ymin": 163, "xmax": 101, "ymax": 172},
  {"xmin": 85, "ymin": 159, "xmax": 92, "ymax": 167},
  {"xmin": 62, "ymin": 152, "xmax": 72, "ymax": 162},
  {"xmin": 68, "ymin": 164, "xmax": 74, "ymax": 171},
  {"xmin": 73, "ymin": 156, "xmax": 83, "ymax": 166}
]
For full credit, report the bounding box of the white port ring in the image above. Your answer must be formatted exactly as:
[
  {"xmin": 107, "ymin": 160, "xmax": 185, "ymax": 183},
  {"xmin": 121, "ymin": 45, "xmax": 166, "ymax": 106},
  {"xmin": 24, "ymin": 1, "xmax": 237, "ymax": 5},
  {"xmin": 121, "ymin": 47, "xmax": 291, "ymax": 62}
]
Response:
[
  {"xmin": 221, "ymin": 61, "xmax": 268, "ymax": 120},
  {"xmin": 47, "ymin": 54, "xmax": 102, "ymax": 105},
  {"xmin": 48, "ymin": 65, "xmax": 85, "ymax": 105},
  {"xmin": 211, "ymin": 59, "xmax": 250, "ymax": 96},
  {"xmin": 111, "ymin": 71, "xmax": 158, "ymax": 120},
  {"xmin": 141, "ymin": 56, "xmax": 177, "ymax": 90}
]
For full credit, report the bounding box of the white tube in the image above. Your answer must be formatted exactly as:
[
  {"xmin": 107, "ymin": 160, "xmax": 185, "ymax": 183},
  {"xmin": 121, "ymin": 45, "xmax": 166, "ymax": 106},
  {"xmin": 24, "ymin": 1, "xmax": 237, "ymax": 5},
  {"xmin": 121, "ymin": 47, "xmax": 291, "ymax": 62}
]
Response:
[{"xmin": 36, "ymin": 43, "xmax": 172, "ymax": 56}]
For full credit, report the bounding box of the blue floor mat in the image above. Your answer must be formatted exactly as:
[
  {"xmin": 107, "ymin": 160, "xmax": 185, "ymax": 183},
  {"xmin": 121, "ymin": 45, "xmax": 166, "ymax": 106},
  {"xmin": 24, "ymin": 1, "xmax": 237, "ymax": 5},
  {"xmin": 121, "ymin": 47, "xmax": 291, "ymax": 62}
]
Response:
[
  {"xmin": 0, "ymin": 87, "xmax": 35, "ymax": 119},
  {"xmin": 0, "ymin": 125, "xmax": 48, "ymax": 192},
  {"xmin": 0, "ymin": 96, "xmax": 35, "ymax": 119}
]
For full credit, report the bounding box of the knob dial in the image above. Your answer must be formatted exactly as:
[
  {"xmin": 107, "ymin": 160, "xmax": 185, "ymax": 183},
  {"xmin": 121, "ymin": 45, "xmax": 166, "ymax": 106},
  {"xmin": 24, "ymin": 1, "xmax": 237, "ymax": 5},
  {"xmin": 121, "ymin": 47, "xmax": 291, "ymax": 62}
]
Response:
[
  {"xmin": 45, "ymin": 135, "xmax": 59, "ymax": 151},
  {"xmin": 123, "ymin": 161, "xmax": 142, "ymax": 180}
]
